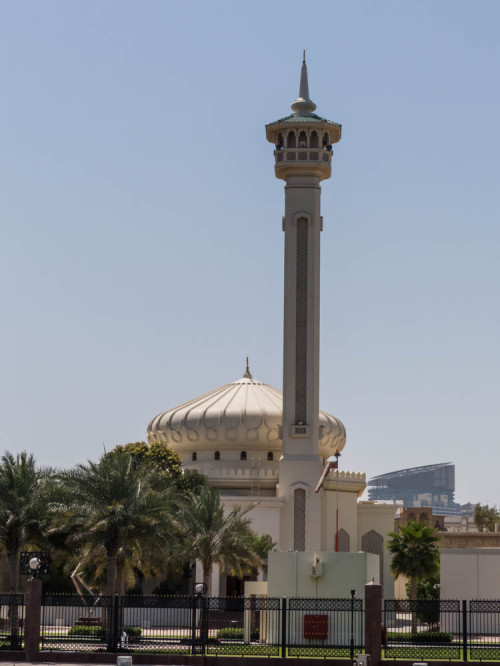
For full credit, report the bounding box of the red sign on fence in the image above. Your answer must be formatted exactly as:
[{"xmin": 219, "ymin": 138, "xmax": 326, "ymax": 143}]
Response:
[{"xmin": 303, "ymin": 614, "xmax": 328, "ymax": 639}]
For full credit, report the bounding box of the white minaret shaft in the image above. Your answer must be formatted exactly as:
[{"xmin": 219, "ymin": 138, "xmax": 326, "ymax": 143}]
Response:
[{"xmin": 266, "ymin": 56, "xmax": 342, "ymax": 552}]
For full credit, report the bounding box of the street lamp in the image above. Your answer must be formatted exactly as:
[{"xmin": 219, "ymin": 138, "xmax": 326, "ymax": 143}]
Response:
[{"xmin": 19, "ymin": 551, "xmax": 50, "ymax": 579}]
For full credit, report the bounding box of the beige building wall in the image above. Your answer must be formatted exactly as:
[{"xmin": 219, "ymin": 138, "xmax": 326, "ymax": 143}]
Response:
[{"xmin": 267, "ymin": 550, "xmax": 379, "ymax": 599}]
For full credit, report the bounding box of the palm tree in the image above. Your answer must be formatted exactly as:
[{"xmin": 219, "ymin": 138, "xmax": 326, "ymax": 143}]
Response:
[
  {"xmin": 54, "ymin": 450, "xmax": 174, "ymax": 596},
  {"xmin": 175, "ymin": 485, "xmax": 257, "ymax": 595},
  {"xmin": 0, "ymin": 451, "xmax": 52, "ymax": 592},
  {"xmin": 387, "ymin": 521, "xmax": 440, "ymax": 632}
]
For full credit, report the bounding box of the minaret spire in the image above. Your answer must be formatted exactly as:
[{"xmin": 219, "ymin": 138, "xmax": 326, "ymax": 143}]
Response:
[
  {"xmin": 291, "ymin": 50, "xmax": 317, "ymax": 115},
  {"xmin": 243, "ymin": 356, "xmax": 253, "ymax": 379}
]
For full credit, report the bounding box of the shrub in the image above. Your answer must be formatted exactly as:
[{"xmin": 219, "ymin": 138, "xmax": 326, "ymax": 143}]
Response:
[
  {"xmin": 216, "ymin": 627, "xmax": 259, "ymax": 641},
  {"xmin": 387, "ymin": 631, "xmax": 453, "ymax": 644},
  {"xmin": 217, "ymin": 627, "xmax": 244, "ymax": 639},
  {"xmin": 123, "ymin": 626, "xmax": 142, "ymax": 638},
  {"xmin": 68, "ymin": 625, "xmax": 106, "ymax": 638}
]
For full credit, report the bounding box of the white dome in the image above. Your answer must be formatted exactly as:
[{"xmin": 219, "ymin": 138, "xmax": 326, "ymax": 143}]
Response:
[{"xmin": 147, "ymin": 369, "xmax": 346, "ymax": 458}]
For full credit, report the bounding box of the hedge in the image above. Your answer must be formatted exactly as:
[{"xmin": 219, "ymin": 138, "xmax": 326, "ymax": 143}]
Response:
[{"xmin": 387, "ymin": 631, "xmax": 453, "ymax": 644}]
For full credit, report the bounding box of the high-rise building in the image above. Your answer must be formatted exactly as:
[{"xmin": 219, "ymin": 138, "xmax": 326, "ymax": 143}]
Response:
[{"xmin": 368, "ymin": 463, "xmax": 458, "ymax": 515}]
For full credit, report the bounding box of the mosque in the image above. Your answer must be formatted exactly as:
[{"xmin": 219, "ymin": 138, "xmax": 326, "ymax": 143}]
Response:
[{"xmin": 147, "ymin": 56, "xmax": 396, "ymax": 598}]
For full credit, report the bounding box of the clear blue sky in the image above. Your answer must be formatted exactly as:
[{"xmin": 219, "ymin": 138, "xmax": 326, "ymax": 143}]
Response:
[{"xmin": 1, "ymin": 1, "xmax": 499, "ymax": 506}]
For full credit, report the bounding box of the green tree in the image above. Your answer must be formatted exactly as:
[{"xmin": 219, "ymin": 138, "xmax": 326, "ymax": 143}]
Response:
[
  {"xmin": 54, "ymin": 450, "xmax": 174, "ymax": 596},
  {"xmin": 0, "ymin": 451, "xmax": 52, "ymax": 592},
  {"xmin": 387, "ymin": 521, "xmax": 440, "ymax": 632},
  {"xmin": 112, "ymin": 441, "xmax": 182, "ymax": 479},
  {"xmin": 249, "ymin": 533, "xmax": 276, "ymax": 580},
  {"xmin": 474, "ymin": 503, "xmax": 499, "ymax": 532},
  {"xmin": 175, "ymin": 485, "xmax": 257, "ymax": 594}
]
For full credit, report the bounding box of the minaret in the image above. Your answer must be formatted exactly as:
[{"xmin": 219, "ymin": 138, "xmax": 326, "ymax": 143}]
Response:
[{"xmin": 265, "ymin": 54, "xmax": 342, "ymax": 552}]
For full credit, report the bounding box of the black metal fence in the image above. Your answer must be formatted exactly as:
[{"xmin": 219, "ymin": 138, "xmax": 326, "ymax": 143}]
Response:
[
  {"xmin": 35, "ymin": 594, "xmax": 500, "ymax": 660},
  {"xmin": 38, "ymin": 593, "xmax": 363, "ymax": 658},
  {"xmin": 384, "ymin": 599, "xmax": 462, "ymax": 660},
  {"xmin": 287, "ymin": 597, "xmax": 364, "ymax": 659},
  {"xmin": 0, "ymin": 593, "xmax": 24, "ymax": 651}
]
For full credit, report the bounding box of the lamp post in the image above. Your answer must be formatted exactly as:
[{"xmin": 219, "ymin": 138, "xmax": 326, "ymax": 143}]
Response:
[
  {"xmin": 192, "ymin": 582, "xmax": 208, "ymax": 654},
  {"xmin": 350, "ymin": 589, "xmax": 356, "ymax": 660},
  {"xmin": 335, "ymin": 450, "xmax": 341, "ymax": 552}
]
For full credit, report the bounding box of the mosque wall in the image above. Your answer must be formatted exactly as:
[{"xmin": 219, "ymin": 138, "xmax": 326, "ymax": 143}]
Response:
[
  {"xmin": 357, "ymin": 503, "xmax": 397, "ymax": 598},
  {"xmin": 322, "ymin": 487, "xmax": 359, "ymax": 552}
]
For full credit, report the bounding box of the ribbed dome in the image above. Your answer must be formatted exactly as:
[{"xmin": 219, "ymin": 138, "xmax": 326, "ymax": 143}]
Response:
[{"xmin": 147, "ymin": 369, "xmax": 346, "ymax": 458}]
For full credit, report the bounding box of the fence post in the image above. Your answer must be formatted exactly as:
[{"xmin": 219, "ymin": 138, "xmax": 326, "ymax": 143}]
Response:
[
  {"xmin": 364, "ymin": 582, "xmax": 382, "ymax": 666},
  {"xmin": 462, "ymin": 599, "xmax": 468, "ymax": 662},
  {"xmin": 107, "ymin": 594, "xmax": 120, "ymax": 652},
  {"xmin": 24, "ymin": 578, "xmax": 42, "ymax": 661},
  {"xmin": 281, "ymin": 597, "xmax": 287, "ymax": 659}
]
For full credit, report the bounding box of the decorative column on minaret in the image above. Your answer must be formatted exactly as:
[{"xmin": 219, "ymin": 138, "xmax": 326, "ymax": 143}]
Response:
[{"xmin": 266, "ymin": 54, "xmax": 342, "ymax": 552}]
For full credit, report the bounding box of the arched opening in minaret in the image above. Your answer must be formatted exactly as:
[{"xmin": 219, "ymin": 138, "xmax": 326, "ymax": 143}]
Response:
[
  {"xmin": 214, "ymin": 451, "xmax": 220, "ymax": 460},
  {"xmin": 293, "ymin": 488, "xmax": 306, "ymax": 551},
  {"xmin": 310, "ymin": 131, "xmax": 319, "ymax": 148},
  {"xmin": 240, "ymin": 451, "xmax": 247, "ymax": 461},
  {"xmin": 322, "ymin": 131, "xmax": 330, "ymax": 147},
  {"xmin": 298, "ymin": 131, "xmax": 307, "ymax": 148},
  {"xmin": 267, "ymin": 452, "xmax": 274, "ymax": 461},
  {"xmin": 287, "ymin": 131, "xmax": 296, "ymax": 148},
  {"xmin": 192, "ymin": 452, "xmax": 197, "ymax": 461},
  {"xmin": 276, "ymin": 132, "xmax": 284, "ymax": 149}
]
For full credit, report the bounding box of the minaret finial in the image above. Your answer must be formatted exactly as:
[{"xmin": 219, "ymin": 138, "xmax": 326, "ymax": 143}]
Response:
[
  {"xmin": 243, "ymin": 356, "xmax": 252, "ymax": 379},
  {"xmin": 291, "ymin": 51, "xmax": 316, "ymax": 115}
]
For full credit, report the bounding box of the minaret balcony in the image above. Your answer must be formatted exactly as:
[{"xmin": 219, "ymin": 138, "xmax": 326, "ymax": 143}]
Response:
[
  {"xmin": 274, "ymin": 147, "xmax": 332, "ymax": 165},
  {"xmin": 273, "ymin": 146, "xmax": 332, "ymax": 181}
]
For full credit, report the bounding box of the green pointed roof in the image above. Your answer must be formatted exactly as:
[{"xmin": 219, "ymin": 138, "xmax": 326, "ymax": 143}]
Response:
[{"xmin": 267, "ymin": 113, "xmax": 341, "ymax": 128}]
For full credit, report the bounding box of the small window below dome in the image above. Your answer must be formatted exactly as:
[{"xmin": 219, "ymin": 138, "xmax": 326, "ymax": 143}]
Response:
[
  {"xmin": 192, "ymin": 452, "xmax": 197, "ymax": 461},
  {"xmin": 267, "ymin": 452, "xmax": 274, "ymax": 461},
  {"xmin": 214, "ymin": 451, "xmax": 220, "ymax": 460},
  {"xmin": 240, "ymin": 451, "xmax": 247, "ymax": 461}
]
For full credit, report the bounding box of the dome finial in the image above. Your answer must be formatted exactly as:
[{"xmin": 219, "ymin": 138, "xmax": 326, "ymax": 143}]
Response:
[
  {"xmin": 291, "ymin": 50, "xmax": 317, "ymax": 115},
  {"xmin": 243, "ymin": 356, "xmax": 253, "ymax": 379}
]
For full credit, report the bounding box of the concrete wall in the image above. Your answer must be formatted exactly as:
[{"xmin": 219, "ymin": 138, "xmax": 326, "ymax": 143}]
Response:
[
  {"xmin": 441, "ymin": 548, "xmax": 500, "ymax": 599},
  {"xmin": 267, "ymin": 550, "xmax": 379, "ymax": 599}
]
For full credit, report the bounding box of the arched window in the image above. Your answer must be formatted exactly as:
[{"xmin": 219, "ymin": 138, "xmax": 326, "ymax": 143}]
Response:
[
  {"xmin": 240, "ymin": 451, "xmax": 247, "ymax": 461},
  {"xmin": 298, "ymin": 131, "xmax": 307, "ymax": 148},
  {"xmin": 192, "ymin": 452, "xmax": 197, "ymax": 461},
  {"xmin": 267, "ymin": 452, "xmax": 274, "ymax": 461},
  {"xmin": 361, "ymin": 530, "xmax": 384, "ymax": 591},
  {"xmin": 214, "ymin": 451, "xmax": 220, "ymax": 460},
  {"xmin": 322, "ymin": 131, "xmax": 330, "ymax": 146},
  {"xmin": 310, "ymin": 131, "xmax": 319, "ymax": 148},
  {"xmin": 287, "ymin": 131, "xmax": 296, "ymax": 148},
  {"xmin": 337, "ymin": 528, "xmax": 350, "ymax": 552},
  {"xmin": 276, "ymin": 132, "xmax": 284, "ymax": 149}
]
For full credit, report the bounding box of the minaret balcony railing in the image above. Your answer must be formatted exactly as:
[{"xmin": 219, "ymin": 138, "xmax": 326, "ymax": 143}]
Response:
[{"xmin": 274, "ymin": 147, "xmax": 332, "ymax": 165}]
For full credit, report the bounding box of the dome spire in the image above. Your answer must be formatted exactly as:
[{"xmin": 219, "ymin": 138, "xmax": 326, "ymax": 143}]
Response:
[
  {"xmin": 291, "ymin": 50, "xmax": 317, "ymax": 115},
  {"xmin": 243, "ymin": 356, "xmax": 253, "ymax": 379}
]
